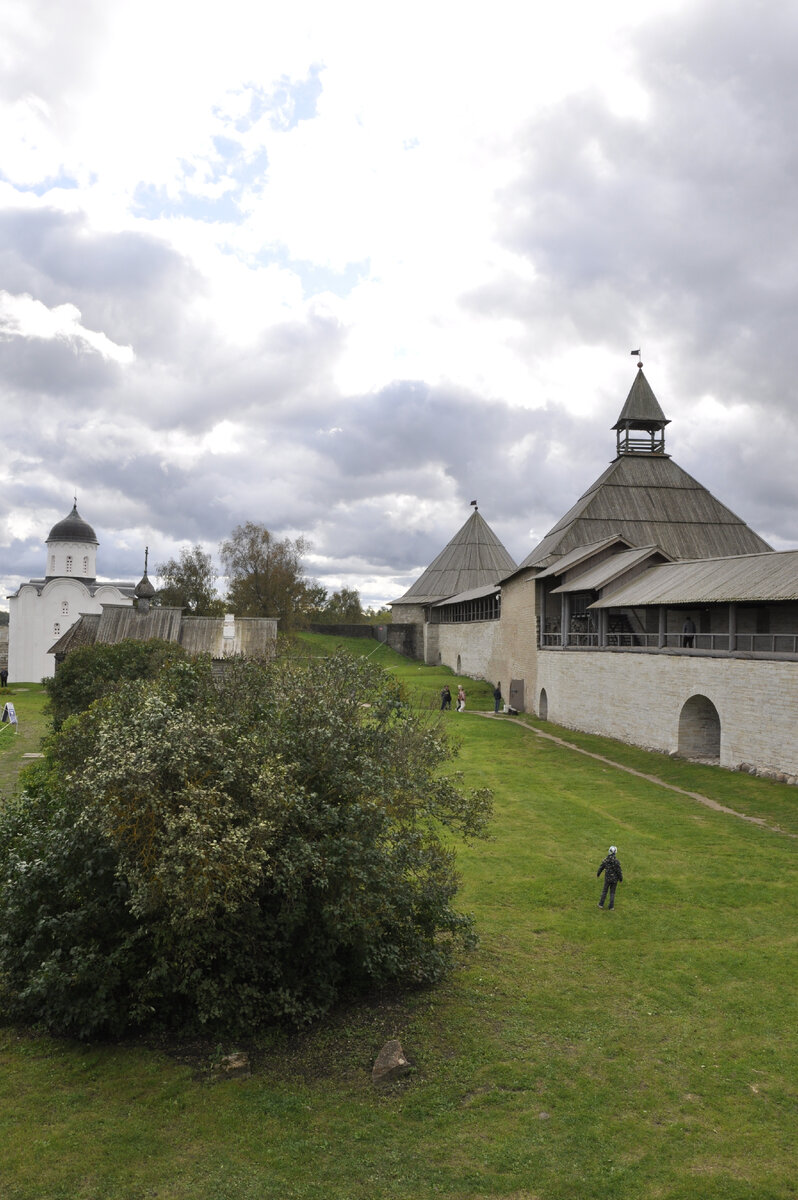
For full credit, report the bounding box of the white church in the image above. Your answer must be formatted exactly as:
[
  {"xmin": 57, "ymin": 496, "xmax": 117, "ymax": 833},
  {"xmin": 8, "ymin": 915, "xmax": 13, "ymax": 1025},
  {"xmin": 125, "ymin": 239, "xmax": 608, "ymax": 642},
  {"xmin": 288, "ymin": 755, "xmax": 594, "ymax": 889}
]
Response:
[{"xmin": 7, "ymin": 503, "xmax": 136, "ymax": 682}]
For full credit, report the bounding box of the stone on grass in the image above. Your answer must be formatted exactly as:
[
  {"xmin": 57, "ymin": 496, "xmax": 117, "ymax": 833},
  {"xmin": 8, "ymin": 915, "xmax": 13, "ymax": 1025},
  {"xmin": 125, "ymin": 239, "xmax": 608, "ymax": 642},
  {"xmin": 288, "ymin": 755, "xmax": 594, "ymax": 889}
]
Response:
[
  {"xmin": 215, "ymin": 1052, "xmax": 251, "ymax": 1080},
  {"xmin": 372, "ymin": 1039, "xmax": 411, "ymax": 1085}
]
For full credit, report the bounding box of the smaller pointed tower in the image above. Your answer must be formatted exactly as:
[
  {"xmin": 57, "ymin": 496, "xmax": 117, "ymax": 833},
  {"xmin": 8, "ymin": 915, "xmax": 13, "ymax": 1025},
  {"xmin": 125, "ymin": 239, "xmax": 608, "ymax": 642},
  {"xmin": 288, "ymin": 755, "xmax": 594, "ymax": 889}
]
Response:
[
  {"xmin": 391, "ymin": 506, "xmax": 516, "ymax": 612},
  {"xmin": 135, "ymin": 547, "xmax": 156, "ymax": 613},
  {"xmin": 612, "ymin": 359, "xmax": 670, "ymax": 456}
]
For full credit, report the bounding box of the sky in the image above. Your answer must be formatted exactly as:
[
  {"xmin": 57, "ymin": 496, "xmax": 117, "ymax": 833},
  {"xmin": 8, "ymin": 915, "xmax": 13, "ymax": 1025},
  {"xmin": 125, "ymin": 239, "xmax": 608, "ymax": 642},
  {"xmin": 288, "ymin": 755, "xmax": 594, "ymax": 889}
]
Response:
[{"xmin": 2, "ymin": 0, "xmax": 798, "ymax": 611}]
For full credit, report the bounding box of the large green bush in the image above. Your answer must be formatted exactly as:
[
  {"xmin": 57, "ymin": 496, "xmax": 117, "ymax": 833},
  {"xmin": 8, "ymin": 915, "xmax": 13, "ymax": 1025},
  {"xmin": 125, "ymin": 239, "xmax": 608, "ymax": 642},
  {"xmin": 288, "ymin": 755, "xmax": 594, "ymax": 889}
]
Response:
[
  {"xmin": 0, "ymin": 651, "xmax": 491, "ymax": 1039},
  {"xmin": 44, "ymin": 638, "xmax": 185, "ymax": 730}
]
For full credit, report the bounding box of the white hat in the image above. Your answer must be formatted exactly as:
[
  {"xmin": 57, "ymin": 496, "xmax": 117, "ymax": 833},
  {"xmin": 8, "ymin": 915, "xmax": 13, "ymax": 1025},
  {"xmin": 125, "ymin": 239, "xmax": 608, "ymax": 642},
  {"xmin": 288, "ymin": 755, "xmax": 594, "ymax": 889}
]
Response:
[{"xmin": 609, "ymin": 845, "xmax": 617, "ymax": 854}]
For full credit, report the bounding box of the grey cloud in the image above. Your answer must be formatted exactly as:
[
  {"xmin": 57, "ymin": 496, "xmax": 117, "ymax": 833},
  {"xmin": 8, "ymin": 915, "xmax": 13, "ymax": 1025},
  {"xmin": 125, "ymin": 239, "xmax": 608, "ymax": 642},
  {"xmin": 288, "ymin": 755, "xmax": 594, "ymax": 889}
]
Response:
[
  {"xmin": 0, "ymin": 1, "xmax": 108, "ymax": 108},
  {"xmin": 0, "ymin": 208, "xmax": 200, "ymax": 359},
  {"xmin": 0, "ymin": 330, "xmax": 124, "ymax": 397},
  {"xmin": 478, "ymin": 0, "xmax": 798, "ymax": 412}
]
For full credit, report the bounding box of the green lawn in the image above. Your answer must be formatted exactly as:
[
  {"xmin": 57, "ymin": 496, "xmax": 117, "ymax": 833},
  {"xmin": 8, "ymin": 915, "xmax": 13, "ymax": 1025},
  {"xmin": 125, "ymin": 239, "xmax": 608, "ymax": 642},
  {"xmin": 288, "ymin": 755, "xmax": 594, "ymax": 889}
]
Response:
[
  {"xmin": 0, "ymin": 682, "xmax": 48, "ymax": 800},
  {"xmin": 1, "ymin": 647, "xmax": 796, "ymax": 1199}
]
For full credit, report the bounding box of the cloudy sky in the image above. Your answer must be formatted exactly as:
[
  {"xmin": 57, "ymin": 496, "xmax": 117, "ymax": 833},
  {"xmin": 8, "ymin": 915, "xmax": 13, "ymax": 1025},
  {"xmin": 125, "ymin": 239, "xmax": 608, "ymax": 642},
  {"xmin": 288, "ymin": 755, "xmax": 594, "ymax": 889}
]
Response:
[{"xmin": 2, "ymin": 0, "xmax": 797, "ymax": 611}]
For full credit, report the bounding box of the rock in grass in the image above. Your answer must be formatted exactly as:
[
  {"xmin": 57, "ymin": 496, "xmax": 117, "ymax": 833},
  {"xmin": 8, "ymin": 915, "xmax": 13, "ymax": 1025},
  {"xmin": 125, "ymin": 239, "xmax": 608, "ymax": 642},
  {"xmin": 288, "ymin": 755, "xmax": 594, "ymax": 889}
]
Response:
[
  {"xmin": 215, "ymin": 1052, "xmax": 251, "ymax": 1080},
  {"xmin": 372, "ymin": 1039, "xmax": 410, "ymax": 1085}
]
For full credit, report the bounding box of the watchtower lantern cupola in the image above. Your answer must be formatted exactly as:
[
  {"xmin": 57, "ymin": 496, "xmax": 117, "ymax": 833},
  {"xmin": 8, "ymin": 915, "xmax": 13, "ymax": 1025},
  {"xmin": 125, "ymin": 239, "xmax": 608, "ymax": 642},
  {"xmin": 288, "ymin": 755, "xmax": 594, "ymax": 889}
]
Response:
[{"xmin": 612, "ymin": 361, "xmax": 670, "ymax": 456}]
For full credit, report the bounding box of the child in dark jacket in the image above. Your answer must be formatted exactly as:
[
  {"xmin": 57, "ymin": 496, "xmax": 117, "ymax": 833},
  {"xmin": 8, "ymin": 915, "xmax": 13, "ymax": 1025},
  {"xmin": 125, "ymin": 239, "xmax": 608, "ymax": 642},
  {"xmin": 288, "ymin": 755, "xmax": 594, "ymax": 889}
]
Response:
[{"xmin": 597, "ymin": 846, "xmax": 623, "ymax": 909}]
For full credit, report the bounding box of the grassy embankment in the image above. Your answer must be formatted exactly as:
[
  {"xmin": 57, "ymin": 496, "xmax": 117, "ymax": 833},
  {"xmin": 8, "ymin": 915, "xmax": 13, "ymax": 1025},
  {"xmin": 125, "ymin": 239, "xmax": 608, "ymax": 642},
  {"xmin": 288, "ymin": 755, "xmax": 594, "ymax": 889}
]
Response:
[
  {"xmin": 0, "ymin": 682, "xmax": 48, "ymax": 799},
  {"xmin": 0, "ymin": 641, "xmax": 796, "ymax": 1199}
]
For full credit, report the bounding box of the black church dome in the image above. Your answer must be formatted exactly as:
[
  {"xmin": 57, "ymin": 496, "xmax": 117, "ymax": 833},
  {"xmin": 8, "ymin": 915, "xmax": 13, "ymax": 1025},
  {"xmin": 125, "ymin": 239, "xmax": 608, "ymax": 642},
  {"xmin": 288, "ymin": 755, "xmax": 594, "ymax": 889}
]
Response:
[{"xmin": 47, "ymin": 503, "xmax": 98, "ymax": 544}]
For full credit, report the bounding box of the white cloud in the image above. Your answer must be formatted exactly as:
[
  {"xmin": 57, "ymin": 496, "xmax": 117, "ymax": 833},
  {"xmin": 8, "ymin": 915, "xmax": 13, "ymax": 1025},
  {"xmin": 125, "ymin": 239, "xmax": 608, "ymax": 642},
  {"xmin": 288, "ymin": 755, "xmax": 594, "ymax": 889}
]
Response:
[{"xmin": 0, "ymin": 290, "xmax": 134, "ymax": 363}]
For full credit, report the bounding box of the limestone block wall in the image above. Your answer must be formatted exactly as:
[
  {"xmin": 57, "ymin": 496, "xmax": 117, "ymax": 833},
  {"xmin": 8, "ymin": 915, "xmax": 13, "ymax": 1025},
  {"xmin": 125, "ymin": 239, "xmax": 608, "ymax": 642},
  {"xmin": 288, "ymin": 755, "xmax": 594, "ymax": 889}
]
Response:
[
  {"xmin": 386, "ymin": 622, "xmax": 424, "ymax": 659},
  {"xmin": 536, "ymin": 649, "xmax": 798, "ymax": 777},
  {"xmin": 431, "ymin": 619, "xmax": 503, "ymax": 683},
  {"xmin": 492, "ymin": 574, "xmax": 539, "ymax": 710},
  {"xmin": 391, "ymin": 603, "xmax": 426, "ymax": 626}
]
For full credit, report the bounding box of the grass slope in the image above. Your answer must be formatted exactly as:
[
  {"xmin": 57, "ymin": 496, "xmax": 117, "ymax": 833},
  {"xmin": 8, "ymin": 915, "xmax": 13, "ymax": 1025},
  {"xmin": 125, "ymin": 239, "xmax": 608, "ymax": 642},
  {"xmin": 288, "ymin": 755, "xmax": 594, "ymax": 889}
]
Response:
[
  {"xmin": 0, "ymin": 683, "xmax": 48, "ymax": 801},
  {"xmin": 0, "ymin": 644, "xmax": 796, "ymax": 1199}
]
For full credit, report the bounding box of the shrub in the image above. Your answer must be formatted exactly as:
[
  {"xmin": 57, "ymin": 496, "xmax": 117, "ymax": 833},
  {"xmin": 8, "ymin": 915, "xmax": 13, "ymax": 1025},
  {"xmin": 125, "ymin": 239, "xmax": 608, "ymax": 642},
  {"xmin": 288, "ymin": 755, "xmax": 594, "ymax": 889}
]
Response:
[
  {"xmin": 44, "ymin": 638, "xmax": 185, "ymax": 730},
  {"xmin": 0, "ymin": 650, "xmax": 491, "ymax": 1038}
]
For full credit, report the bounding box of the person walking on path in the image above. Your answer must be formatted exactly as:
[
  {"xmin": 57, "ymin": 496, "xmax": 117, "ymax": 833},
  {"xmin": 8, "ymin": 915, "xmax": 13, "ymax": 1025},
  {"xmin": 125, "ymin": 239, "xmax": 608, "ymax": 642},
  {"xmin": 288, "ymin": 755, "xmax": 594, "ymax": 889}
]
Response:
[
  {"xmin": 493, "ymin": 682, "xmax": 502, "ymax": 714},
  {"xmin": 597, "ymin": 845, "xmax": 623, "ymax": 909},
  {"xmin": 440, "ymin": 685, "xmax": 452, "ymax": 711},
  {"xmin": 456, "ymin": 684, "xmax": 466, "ymax": 712}
]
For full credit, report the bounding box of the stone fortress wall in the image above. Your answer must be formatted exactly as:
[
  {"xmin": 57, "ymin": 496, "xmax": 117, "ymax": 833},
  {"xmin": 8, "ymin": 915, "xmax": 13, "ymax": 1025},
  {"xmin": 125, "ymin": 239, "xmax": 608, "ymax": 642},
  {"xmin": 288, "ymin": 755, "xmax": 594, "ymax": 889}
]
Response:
[{"xmin": 535, "ymin": 649, "xmax": 798, "ymax": 779}]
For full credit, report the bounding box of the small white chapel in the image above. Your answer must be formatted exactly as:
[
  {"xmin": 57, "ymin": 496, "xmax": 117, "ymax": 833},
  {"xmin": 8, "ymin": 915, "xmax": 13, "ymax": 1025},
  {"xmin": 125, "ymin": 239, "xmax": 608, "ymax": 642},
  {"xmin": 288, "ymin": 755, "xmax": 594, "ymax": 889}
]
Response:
[{"xmin": 7, "ymin": 503, "xmax": 136, "ymax": 682}]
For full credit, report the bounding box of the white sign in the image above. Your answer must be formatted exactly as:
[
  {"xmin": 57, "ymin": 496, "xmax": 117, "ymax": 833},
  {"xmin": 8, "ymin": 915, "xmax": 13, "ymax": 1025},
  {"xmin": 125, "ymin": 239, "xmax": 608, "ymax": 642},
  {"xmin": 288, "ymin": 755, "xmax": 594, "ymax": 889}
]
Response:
[{"xmin": 1, "ymin": 702, "xmax": 17, "ymax": 728}]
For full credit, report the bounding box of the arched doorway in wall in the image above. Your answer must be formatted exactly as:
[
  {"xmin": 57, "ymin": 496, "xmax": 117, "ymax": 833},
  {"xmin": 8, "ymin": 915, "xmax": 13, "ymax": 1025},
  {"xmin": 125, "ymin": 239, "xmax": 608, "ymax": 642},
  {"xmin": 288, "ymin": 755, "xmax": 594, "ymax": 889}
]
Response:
[
  {"xmin": 678, "ymin": 694, "xmax": 721, "ymax": 761},
  {"xmin": 539, "ymin": 688, "xmax": 548, "ymax": 720},
  {"xmin": 456, "ymin": 654, "xmax": 462, "ymax": 674}
]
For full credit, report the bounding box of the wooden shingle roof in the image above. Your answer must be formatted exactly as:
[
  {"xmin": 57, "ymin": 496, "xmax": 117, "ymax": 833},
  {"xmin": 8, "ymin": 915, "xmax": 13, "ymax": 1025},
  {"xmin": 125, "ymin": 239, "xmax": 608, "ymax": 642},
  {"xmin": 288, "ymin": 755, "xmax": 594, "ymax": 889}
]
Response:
[
  {"xmin": 612, "ymin": 367, "xmax": 670, "ymax": 430},
  {"xmin": 392, "ymin": 509, "xmax": 516, "ymax": 606},
  {"xmin": 590, "ymin": 549, "xmax": 798, "ymax": 608},
  {"xmin": 49, "ymin": 606, "xmax": 277, "ymax": 660},
  {"xmin": 517, "ymin": 454, "xmax": 772, "ymax": 571}
]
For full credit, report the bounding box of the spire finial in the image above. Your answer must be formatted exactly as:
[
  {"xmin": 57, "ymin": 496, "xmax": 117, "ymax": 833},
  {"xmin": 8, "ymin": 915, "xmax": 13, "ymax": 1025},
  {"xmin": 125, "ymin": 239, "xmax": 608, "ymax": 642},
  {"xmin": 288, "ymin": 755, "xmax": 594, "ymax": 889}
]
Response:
[
  {"xmin": 144, "ymin": 545, "xmax": 149, "ymax": 574},
  {"xmin": 630, "ymin": 347, "xmax": 643, "ymax": 369},
  {"xmin": 470, "ymin": 499, "xmax": 478, "ymax": 510}
]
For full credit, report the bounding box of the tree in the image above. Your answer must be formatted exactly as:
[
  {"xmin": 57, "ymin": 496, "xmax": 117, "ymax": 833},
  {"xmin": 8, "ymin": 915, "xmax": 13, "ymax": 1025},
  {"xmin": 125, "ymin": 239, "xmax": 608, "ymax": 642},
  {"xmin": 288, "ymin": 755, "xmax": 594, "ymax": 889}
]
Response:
[
  {"xmin": 0, "ymin": 649, "xmax": 492, "ymax": 1039},
  {"xmin": 294, "ymin": 581, "xmax": 328, "ymax": 628},
  {"xmin": 322, "ymin": 588, "xmax": 363, "ymax": 623},
  {"xmin": 43, "ymin": 638, "xmax": 186, "ymax": 731},
  {"xmin": 364, "ymin": 606, "xmax": 392, "ymax": 624},
  {"xmin": 155, "ymin": 545, "xmax": 223, "ymax": 615},
  {"xmin": 219, "ymin": 522, "xmax": 313, "ymax": 631}
]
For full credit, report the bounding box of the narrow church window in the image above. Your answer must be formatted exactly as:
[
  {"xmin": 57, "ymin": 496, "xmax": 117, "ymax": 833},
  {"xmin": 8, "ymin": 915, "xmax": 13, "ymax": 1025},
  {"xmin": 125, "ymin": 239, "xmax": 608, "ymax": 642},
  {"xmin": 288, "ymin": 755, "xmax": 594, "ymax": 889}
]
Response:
[
  {"xmin": 66, "ymin": 555, "xmax": 73, "ymax": 573},
  {"xmin": 50, "ymin": 555, "xmax": 56, "ymax": 572},
  {"xmin": 83, "ymin": 556, "xmax": 89, "ymax": 573},
  {"xmin": 61, "ymin": 601, "xmax": 69, "ymax": 617},
  {"xmin": 53, "ymin": 622, "xmax": 61, "ymax": 636}
]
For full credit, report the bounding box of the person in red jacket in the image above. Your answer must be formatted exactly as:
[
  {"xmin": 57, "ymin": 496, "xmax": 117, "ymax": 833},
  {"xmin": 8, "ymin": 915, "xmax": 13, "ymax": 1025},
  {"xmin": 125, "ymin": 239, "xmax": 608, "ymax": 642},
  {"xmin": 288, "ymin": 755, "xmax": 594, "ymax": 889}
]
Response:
[{"xmin": 597, "ymin": 845, "xmax": 623, "ymax": 909}]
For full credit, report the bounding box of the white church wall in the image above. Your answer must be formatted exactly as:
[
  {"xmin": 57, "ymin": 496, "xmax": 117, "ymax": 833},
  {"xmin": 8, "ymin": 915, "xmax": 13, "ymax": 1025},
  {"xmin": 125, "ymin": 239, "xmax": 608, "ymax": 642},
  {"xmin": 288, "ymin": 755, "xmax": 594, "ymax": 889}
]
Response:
[
  {"xmin": 8, "ymin": 514, "xmax": 134, "ymax": 682},
  {"xmin": 46, "ymin": 539, "xmax": 97, "ymax": 580},
  {"xmin": 8, "ymin": 578, "xmax": 119, "ymax": 683},
  {"xmin": 536, "ymin": 650, "xmax": 798, "ymax": 778}
]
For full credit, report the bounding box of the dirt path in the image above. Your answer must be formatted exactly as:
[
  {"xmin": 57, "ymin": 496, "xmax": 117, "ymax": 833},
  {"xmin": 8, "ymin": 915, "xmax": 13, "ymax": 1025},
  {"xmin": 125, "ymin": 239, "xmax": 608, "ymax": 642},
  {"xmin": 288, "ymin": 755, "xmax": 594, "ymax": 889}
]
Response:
[{"xmin": 473, "ymin": 712, "xmax": 797, "ymax": 840}]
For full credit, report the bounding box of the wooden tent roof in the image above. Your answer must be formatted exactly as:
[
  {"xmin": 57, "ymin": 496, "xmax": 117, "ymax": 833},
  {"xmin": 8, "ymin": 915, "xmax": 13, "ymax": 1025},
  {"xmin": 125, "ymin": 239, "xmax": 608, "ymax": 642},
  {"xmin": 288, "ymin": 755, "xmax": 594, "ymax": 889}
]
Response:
[
  {"xmin": 505, "ymin": 366, "xmax": 770, "ymax": 577},
  {"xmin": 515, "ymin": 453, "xmax": 772, "ymax": 572},
  {"xmin": 392, "ymin": 509, "xmax": 516, "ymax": 606},
  {"xmin": 612, "ymin": 366, "xmax": 670, "ymax": 431}
]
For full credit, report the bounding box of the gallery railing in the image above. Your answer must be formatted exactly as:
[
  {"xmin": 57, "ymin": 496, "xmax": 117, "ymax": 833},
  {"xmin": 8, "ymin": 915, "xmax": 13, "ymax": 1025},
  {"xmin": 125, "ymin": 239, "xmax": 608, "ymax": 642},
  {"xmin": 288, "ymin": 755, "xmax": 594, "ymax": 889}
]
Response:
[{"xmin": 540, "ymin": 630, "xmax": 798, "ymax": 654}]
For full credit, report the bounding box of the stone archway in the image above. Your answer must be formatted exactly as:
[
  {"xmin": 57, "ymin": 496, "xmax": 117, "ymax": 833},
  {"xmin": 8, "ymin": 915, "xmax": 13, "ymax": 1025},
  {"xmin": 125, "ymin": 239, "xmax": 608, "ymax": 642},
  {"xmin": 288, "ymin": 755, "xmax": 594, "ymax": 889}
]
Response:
[
  {"xmin": 678, "ymin": 694, "xmax": 721, "ymax": 761},
  {"xmin": 538, "ymin": 688, "xmax": 548, "ymax": 720}
]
